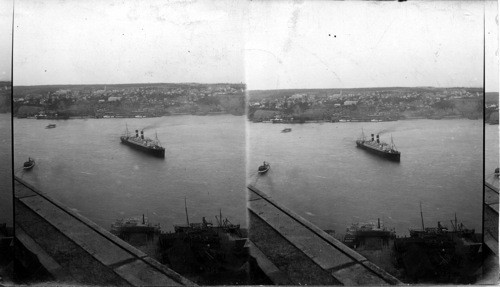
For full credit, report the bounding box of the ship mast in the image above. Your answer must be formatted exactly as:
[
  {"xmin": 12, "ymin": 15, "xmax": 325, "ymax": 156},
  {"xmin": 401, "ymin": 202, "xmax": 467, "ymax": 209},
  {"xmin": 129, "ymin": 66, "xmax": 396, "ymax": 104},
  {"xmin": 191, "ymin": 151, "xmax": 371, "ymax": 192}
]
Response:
[
  {"xmin": 184, "ymin": 197, "xmax": 190, "ymax": 226},
  {"xmin": 125, "ymin": 123, "xmax": 130, "ymax": 136},
  {"xmin": 451, "ymin": 213, "xmax": 457, "ymax": 231},
  {"xmin": 420, "ymin": 202, "xmax": 425, "ymax": 231},
  {"xmin": 155, "ymin": 131, "xmax": 162, "ymax": 146}
]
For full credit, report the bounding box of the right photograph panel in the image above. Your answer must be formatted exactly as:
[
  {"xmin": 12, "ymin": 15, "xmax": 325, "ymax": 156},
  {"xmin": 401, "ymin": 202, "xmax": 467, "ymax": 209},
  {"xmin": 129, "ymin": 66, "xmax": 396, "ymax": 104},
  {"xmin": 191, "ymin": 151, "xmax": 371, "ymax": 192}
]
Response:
[
  {"xmin": 246, "ymin": 1, "xmax": 494, "ymax": 284},
  {"xmin": 484, "ymin": 0, "xmax": 499, "ymax": 283}
]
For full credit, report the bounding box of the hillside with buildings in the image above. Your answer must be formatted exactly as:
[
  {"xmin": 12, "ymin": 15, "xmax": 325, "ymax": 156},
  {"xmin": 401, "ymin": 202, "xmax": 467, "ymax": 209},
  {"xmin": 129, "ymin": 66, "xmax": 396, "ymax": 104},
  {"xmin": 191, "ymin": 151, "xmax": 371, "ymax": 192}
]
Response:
[
  {"xmin": 485, "ymin": 92, "xmax": 499, "ymax": 124},
  {"xmin": 13, "ymin": 83, "xmax": 245, "ymax": 118},
  {"xmin": 248, "ymin": 87, "xmax": 483, "ymax": 122},
  {"xmin": 0, "ymin": 82, "xmax": 11, "ymax": 113}
]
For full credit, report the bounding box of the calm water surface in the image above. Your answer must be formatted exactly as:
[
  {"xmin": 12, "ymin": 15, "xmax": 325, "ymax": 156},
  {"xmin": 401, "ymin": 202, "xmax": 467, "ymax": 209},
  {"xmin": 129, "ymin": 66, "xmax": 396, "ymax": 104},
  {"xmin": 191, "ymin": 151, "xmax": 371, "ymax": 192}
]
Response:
[
  {"xmin": 14, "ymin": 115, "xmax": 246, "ymax": 231},
  {"xmin": 11, "ymin": 117, "xmax": 493, "ymax": 236},
  {"xmin": 485, "ymin": 124, "xmax": 499, "ymax": 186},
  {"xmin": 249, "ymin": 119, "xmax": 484, "ymax": 236},
  {"xmin": 0, "ymin": 113, "xmax": 12, "ymax": 226}
]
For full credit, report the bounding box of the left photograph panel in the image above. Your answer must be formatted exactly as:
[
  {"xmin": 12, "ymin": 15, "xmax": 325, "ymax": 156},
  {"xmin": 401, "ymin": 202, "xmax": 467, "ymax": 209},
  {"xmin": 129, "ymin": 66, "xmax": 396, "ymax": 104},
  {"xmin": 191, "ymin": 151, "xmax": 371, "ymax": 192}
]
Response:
[
  {"xmin": 0, "ymin": 0, "xmax": 13, "ymax": 284},
  {"xmin": 12, "ymin": 1, "xmax": 249, "ymax": 285}
]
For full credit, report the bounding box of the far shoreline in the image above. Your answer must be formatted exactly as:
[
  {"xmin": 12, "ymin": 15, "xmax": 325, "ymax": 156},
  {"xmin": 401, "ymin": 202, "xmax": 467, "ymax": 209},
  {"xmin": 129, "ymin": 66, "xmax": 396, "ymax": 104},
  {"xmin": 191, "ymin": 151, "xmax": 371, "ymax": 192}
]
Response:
[{"xmin": 9, "ymin": 114, "xmax": 486, "ymax": 122}]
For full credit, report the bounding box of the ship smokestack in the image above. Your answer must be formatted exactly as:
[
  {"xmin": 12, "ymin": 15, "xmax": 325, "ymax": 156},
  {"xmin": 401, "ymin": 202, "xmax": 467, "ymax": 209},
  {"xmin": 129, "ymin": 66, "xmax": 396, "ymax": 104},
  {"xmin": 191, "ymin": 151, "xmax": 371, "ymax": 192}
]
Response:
[
  {"xmin": 135, "ymin": 130, "xmax": 139, "ymax": 137},
  {"xmin": 142, "ymin": 214, "xmax": 145, "ymax": 224},
  {"xmin": 371, "ymin": 134, "xmax": 374, "ymax": 141},
  {"xmin": 376, "ymin": 135, "xmax": 379, "ymax": 143},
  {"xmin": 141, "ymin": 130, "xmax": 144, "ymax": 139},
  {"xmin": 378, "ymin": 218, "xmax": 380, "ymax": 229}
]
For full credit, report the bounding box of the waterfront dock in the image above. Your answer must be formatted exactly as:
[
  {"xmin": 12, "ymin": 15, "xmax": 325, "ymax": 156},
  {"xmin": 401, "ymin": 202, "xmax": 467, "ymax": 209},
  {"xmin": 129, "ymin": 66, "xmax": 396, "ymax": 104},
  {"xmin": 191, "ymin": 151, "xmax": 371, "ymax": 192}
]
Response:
[
  {"xmin": 14, "ymin": 176, "xmax": 194, "ymax": 286},
  {"xmin": 12, "ymin": 175, "xmax": 494, "ymax": 285},
  {"xmin": 247, "ymin": 184, "xmax": 401, "ymax": 285}
]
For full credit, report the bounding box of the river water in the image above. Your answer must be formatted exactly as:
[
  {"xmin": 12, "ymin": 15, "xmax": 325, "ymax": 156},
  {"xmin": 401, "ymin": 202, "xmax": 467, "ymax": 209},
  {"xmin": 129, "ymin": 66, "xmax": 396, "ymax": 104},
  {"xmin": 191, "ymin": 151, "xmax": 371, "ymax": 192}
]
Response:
[
  {"xmin": 485, "ymin": 124, "xmax": 499, "ymax": 187},
  {"xmin": 248, "ymin": 119, "xmax": 485, "ymax": 236},
  {"xmin": 0, "ymin": 113, "xmax": 12, "ymax": 226},
  {"xmin": 8, "ymin": 116, "xmax": 495, "ymax": 237},
  {"xmin": 13, "ymin": 115, "xmax": 247, "ymax": 231}
]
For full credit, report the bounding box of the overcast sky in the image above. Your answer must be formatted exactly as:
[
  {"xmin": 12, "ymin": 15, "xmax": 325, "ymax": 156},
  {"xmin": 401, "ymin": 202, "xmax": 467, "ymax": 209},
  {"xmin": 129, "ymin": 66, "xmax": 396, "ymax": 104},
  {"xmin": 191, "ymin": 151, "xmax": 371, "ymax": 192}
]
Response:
[
  {"xmin": 0, "ymin": 0, "xmax": 12, "ymax": 81},
  {"xmin": 485, "ymin": 0, "xmax": 499, "ymax": 92},
  {"xmin": 246, "ymin": 1, "xmax": 497, "ymax": 91},
  {"xmin": 9, "ymin": 1, "xmax": 500, "ymax": 91},
  {"xmin": 14, "ymin": 0, "xmax": 246, "ymax": 86}
]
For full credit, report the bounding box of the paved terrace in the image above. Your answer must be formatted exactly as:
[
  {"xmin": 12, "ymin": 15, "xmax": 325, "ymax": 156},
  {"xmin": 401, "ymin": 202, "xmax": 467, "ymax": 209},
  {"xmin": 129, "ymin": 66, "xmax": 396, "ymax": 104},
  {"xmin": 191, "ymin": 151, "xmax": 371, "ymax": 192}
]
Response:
[
  {"xmin": 484, "ymin": 181, "xmax": 499, "ymax": 256},
  {"xmin": 14, "ymin": 176, "xmax": 194, "ymax": 286},
  {"xmin": 247, "ymin": 184, "xmax": 401, "ymax": 285}
]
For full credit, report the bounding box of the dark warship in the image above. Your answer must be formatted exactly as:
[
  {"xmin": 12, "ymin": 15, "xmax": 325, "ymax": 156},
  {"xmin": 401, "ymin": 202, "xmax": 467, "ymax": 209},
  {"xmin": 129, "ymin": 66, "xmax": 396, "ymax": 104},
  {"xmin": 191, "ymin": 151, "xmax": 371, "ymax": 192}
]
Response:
[
  {"xmin": 393, "ymin": 204, "xmax": 482, "ymax": 283},
  {"xmin": 158, "ymin": 203, "xmax": 248, "ymax": 284},
  {"xmin": 120, "ymin": 126, "xmax": 165, "ymax": 158}
]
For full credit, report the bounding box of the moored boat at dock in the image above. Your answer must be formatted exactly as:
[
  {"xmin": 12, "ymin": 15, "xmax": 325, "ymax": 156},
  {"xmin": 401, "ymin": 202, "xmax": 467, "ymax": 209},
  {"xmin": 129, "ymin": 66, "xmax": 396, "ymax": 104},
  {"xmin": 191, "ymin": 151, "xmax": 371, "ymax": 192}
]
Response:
[
  {"xmin": 356, "ymin": 130, "xmax": 400, "ymax": 161},
  {"xmin": 157, "ymin": 202, "xmax": 248, "ymax": 283},
  {"xmin": 110, "ymin": 214, "xmax": 161, "ymax": 241},
  {"xmin": 341, "ymin": 219, "xmax": 398, "ymax": 276},
  {"xmin": 343, "ymin": 219, "xmax": 396, "ymax": 249},
  {"xmin": 393, "ymin": 204, "xmax": 482, "ymax": 283},
  {"xmin": 120, "ymin": 125, "xmax": 165, "ymax": 158}
]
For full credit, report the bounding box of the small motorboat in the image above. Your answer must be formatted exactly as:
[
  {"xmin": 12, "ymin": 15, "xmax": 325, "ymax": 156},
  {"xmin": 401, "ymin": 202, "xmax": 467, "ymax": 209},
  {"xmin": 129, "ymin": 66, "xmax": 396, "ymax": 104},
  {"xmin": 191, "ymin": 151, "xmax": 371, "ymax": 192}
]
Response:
[
  {"xmin": 281, "ymin": 128, "xmax": 292, "ymax": 133},
  {"xmin": 258, "ymin": 161, "xmax": 270, "ymax": 174},
  {"xmin": 23, "ymin": 158, "xmax": 35, "ymax": 170},
  {"xmin": 46, "ymin": 124, "xmax": 56, "ymax": 129}
]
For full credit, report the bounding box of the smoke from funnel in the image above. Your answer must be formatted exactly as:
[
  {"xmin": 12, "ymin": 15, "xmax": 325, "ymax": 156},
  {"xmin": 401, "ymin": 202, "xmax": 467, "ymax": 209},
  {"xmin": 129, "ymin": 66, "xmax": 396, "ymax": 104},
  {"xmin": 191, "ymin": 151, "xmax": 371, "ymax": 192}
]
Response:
[
  {"xmin": 141, "ymin": 121, "xmax": 162, "ymax": 132},
  {"xmin": 377, "ymin": 127, "xmax": 397, "ymax": 136}
]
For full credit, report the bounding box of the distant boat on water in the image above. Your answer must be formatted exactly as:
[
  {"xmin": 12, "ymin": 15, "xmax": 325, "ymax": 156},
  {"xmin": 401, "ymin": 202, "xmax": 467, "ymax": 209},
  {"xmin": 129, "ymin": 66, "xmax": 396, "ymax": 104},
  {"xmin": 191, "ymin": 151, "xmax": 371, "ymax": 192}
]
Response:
[
  {"xmin": 258, "ymin": 161, "xmax": 270, "ymax": 174},
  {"xmin": 281, "ymin": 128, "xmax": 292, "ymax": 133},
  {"xmin": 46, "ymin": 124, "xmax": 56, "ymax": 129},
  {"xmin": 23, "ymin": 158, "xmax": 35, "ymax": 170}
]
